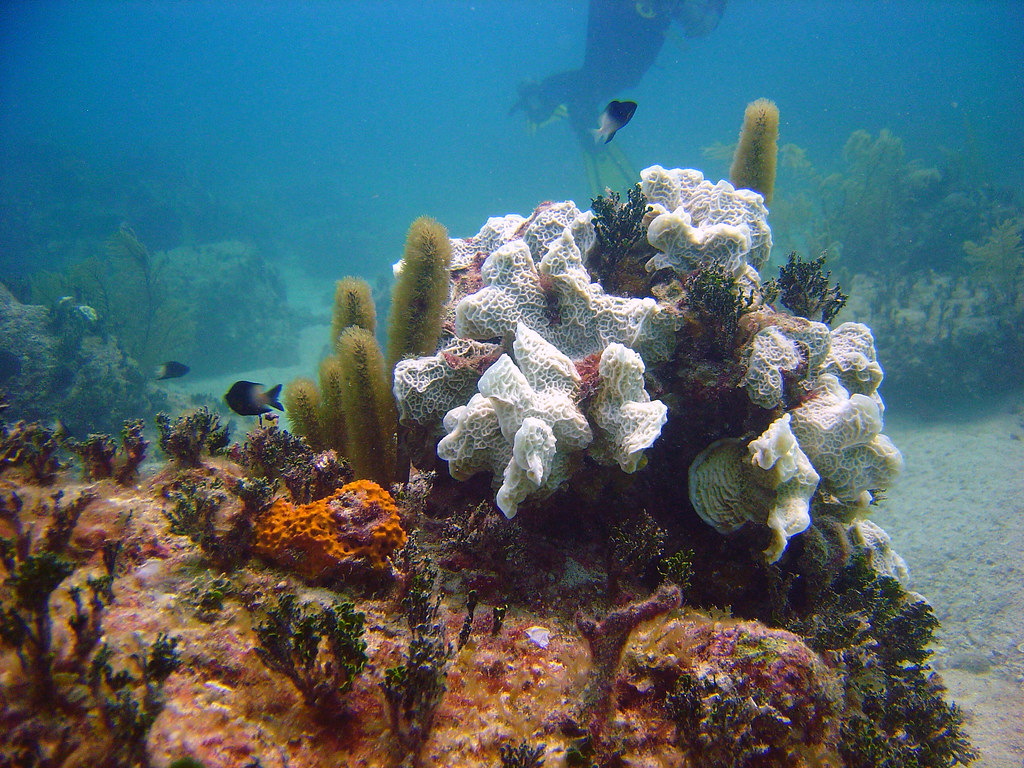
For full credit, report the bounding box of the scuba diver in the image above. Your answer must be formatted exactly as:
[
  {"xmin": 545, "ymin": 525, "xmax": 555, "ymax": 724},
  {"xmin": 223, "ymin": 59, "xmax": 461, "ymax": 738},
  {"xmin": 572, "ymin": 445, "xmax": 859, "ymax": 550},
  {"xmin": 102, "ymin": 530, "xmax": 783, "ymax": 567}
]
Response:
[{"xmin": 511, "ymin": 0, "xmax": 727, "ymax": 196}]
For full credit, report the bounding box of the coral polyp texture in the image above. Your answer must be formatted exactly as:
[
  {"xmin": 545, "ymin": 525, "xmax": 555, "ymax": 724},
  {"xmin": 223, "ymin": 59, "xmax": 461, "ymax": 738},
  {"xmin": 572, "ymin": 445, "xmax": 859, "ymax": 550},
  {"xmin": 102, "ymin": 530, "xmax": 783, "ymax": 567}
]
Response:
[
  {"xmin": 254, "ymin": 479, "xmax": 406, "ymax": 579},
  {"xmin": 438, "ymin": 322, "xmax": 595, "ymax": 517},
  {"xmin": 642, "ymin": 164, "xmax": 772, "ymax": 277},
  {"xmin": 688, "ymin": 414, "xmax": 820, "ymax": 563},
  {"xmin": 452, "ymin": 210, "xmax": 677, "ymax": 362}
]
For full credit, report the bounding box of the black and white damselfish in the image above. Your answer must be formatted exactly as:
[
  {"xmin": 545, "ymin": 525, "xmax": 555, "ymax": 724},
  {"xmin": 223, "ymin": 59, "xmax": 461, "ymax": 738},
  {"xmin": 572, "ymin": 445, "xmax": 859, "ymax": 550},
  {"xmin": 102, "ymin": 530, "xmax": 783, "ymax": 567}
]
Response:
[
  {"xmin": 224, "ymin": 380, "xmax": 283, "ymax": 417},
  {"xmin": 591, "ymin": 100, "xmax": 638, "ymax": 144},
  {"xmin": 154, "ymin": 360, "xmax": 190, "ymax": 380}
]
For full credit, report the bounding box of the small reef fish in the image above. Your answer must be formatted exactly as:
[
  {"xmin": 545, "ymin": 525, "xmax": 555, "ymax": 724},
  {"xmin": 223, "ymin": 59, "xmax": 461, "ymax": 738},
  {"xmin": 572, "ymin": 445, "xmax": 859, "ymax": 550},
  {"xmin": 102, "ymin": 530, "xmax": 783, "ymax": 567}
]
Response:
[
  {"xmin": 154, "ymin": 361, "xmax": 190, "ymax": 380},
  {"xmin": 591, "ymin": 100, "xmax": 637, "ymax": 144},
  {"xmin": 524, "ymin": 625, "xmax": 551, "ymax": 649},
  {"xmin": 224, "ymin": 380, "xmax": 284, "ymax": 417}
]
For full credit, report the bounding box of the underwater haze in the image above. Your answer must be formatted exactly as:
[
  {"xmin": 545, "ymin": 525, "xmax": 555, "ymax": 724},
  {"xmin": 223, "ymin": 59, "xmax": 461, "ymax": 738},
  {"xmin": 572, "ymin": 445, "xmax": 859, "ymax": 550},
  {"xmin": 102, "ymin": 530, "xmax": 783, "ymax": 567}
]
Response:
[
  {"xmin": 2, "ymin": 2, "xmax": 1024, "ymax": 765},
  {"xmin": 2, "ymin": 1, "xmax": 1021, "ymax": 268}
]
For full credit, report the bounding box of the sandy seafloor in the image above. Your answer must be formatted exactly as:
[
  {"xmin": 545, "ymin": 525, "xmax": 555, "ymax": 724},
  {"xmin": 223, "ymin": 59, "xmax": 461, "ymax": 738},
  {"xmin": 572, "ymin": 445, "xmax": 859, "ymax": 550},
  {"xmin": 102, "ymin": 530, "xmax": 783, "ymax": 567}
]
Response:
[
  {"xmin": 172, "ymin": 264, "xmax": 1024, "ymax": 767},
  {"xmin": 873, "ymin": 397, "xmax": 1024, "ymax": 768}
]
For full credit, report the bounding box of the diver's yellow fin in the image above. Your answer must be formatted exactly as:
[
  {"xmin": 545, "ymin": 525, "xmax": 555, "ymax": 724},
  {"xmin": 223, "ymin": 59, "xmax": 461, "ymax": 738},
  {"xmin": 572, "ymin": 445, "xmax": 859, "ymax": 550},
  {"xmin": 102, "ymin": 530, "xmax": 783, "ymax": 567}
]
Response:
[
  {"xmin": 582, "ymin": 142, "xmax": 638, "ymax": 200},
  {"xmin": 524, "ymin": 104, "xmax": 568, "ymax": 136}
]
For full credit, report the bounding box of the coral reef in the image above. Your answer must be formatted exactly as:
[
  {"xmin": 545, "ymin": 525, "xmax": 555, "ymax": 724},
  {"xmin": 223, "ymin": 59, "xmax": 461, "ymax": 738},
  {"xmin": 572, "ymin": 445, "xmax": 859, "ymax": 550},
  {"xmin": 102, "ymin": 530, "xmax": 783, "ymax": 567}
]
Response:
[
  {"xmin": 0, "ymin": 154, "xmax": 978, "ymax": 767},
  {"xmin": 67, "ymin": 419, "xmax": 149, "ymax": 486},
  {"xmin": 751, "ymin": 127, "xmax": 1024, "ymax": 405},
  {"xmin": 250, "ymin": 592, "xmax": 367, "ymax": 714},
  {"xmin": 0, "ymin": 283, "xmax": 156, "ymax": 437},
  {"xmin": 30, "ymin": 236, "xmax": 298, "ymax": 377},
  {"xmin": 30, "ymin": 224, "xmax": 196, "ymax": 372}
]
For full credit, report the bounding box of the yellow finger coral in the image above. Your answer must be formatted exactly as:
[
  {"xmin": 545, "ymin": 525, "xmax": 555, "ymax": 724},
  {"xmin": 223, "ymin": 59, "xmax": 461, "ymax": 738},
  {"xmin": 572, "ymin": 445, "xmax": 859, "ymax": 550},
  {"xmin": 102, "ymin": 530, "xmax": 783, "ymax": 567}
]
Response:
[{"xmin": 254, "ymin": 480, "xmax": 406, "ymax": 580}]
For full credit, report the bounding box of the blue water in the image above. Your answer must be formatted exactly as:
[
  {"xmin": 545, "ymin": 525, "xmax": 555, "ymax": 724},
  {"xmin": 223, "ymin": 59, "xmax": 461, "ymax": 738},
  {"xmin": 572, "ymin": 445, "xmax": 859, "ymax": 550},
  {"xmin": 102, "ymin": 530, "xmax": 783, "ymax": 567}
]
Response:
[
  {"xmin": 1, "ymin": 0, "xmax": 1022, "ymax": 394},
  {"xmin": 3, "ymin": 1, "xmax": 1020, "ymax": 270}
]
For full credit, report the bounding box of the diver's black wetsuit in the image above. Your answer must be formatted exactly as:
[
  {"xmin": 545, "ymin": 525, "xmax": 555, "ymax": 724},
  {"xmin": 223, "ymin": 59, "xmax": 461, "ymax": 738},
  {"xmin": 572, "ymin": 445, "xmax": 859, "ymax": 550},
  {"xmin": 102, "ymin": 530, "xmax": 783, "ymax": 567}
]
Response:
[{"xmin": 514, "ymin": 0, "xmax": 726, "ymax": 147}]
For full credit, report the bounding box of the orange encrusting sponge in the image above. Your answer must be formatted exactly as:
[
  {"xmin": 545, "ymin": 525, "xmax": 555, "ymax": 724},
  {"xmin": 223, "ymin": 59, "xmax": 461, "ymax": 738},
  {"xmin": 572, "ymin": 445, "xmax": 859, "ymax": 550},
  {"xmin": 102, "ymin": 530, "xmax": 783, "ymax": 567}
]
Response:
[{"xmin": 254, "ymin": 479, "xmax": 406, "ymax": 579}]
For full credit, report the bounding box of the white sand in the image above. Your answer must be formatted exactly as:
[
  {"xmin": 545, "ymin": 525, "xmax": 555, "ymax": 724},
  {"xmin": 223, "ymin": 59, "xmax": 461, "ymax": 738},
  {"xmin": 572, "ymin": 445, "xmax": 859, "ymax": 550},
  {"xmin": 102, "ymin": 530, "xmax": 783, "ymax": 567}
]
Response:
[{"xmin": 873, "ymin": 391, "xmax": 1024, "ymax": 767}]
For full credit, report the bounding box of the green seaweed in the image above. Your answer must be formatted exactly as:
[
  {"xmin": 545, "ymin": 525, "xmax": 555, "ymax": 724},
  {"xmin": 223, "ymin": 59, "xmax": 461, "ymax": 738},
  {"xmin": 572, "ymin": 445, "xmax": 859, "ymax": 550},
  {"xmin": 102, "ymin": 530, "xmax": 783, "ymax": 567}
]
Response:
[
  {"xmin": 685, "ymin": 264, "xmax": 755, "ymax": 353},
  {"xmin": 792, "ymin": 553, "xmax": 977, "ymax": 767},
  {"xmin": 763, "ymin": 251, "xmax": 848, "ymax": 325},
  {"xmin": 156, "ymin": 408, "xmax": 229, "ymax": 468},
  {"xmin": 252, "ymin": 593, "xmax": 367, "ymax": 714},
  {"xmin": 90, "ymin": 633, "xmax": 182, "ymax": 768},
  {"xmin": 592, "ymin": 183, "xmax": 648, "ymax": 253},
  {"xmin": 499, "ymin": 741, "xmax": 546, "ymax": 768}
]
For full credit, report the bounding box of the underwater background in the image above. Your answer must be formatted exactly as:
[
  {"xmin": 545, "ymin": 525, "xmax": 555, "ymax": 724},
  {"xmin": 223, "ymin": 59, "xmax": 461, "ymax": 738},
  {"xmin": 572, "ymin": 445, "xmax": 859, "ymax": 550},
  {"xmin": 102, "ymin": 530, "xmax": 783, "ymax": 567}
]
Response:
[{"xmin": 1, "ymin": 1, "xmax": 1023, "ymax": 766}]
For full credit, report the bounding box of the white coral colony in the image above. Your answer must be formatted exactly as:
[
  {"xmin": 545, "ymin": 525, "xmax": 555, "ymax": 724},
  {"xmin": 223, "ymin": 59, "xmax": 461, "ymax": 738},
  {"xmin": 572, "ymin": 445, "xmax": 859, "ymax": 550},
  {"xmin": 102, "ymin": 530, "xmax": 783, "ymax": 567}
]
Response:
[
  {"xmin": 437, "ymin": 323, "xmax": 592, "ymax": 518},
  {"xmin": 436, "ymin": 323, "xmax": 667, "ymax": 518},
  {"xmin": 688, "ymin": 415, "xmax": 819, "ymax": 563},
  {"xmin": 391, "ymin": 166, "xmax": 904, "ymax": 568}
]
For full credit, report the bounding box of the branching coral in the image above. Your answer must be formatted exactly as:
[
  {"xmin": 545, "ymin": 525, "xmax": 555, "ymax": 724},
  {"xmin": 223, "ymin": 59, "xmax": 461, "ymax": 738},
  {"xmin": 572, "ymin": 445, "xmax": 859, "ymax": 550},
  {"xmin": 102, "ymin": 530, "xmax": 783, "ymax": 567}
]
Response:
[{"xmin": 575, "ymin": 584, "xmax": 681, "ymax": 728}]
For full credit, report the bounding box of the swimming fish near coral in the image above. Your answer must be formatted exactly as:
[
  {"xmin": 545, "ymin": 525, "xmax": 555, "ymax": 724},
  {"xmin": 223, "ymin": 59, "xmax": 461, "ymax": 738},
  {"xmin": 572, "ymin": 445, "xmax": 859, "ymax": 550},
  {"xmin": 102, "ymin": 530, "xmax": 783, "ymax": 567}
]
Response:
[
  {"xmin": 591, "ymin": 100, "xmax": 637, "ymax": 144},
  {"xmin": 224, "ymin": 380, "xmax": 284, "ymax": 416},
  {"xmin": 155, "ymin": 361, "xmax": 190, "ymax": 380}
]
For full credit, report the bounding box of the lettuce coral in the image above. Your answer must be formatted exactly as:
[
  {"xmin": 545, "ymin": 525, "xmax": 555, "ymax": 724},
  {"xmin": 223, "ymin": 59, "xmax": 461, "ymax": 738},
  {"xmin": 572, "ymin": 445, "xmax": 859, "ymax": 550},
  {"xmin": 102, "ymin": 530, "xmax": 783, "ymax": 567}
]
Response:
[
  {"xmin": 437, "ymin": 323, "xmax": 592, "ymax": 518},
  {"xmin": 788, "ymin": 373, "xmax": 903, "ymax": 506},
  {"xmin": 436, "ymin": 323, "xmax": 668, "ymax": 518},
  {"xmin": 642, "ymin": 165, "xmax": 772, "ymax": 277},
  {"xmin": 453, "ymin": 212, "xmax": 676, "ymax": 363},
  {"xmin": 688, "ymin": 414, "xmax": 819, "ymax": 563}
]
